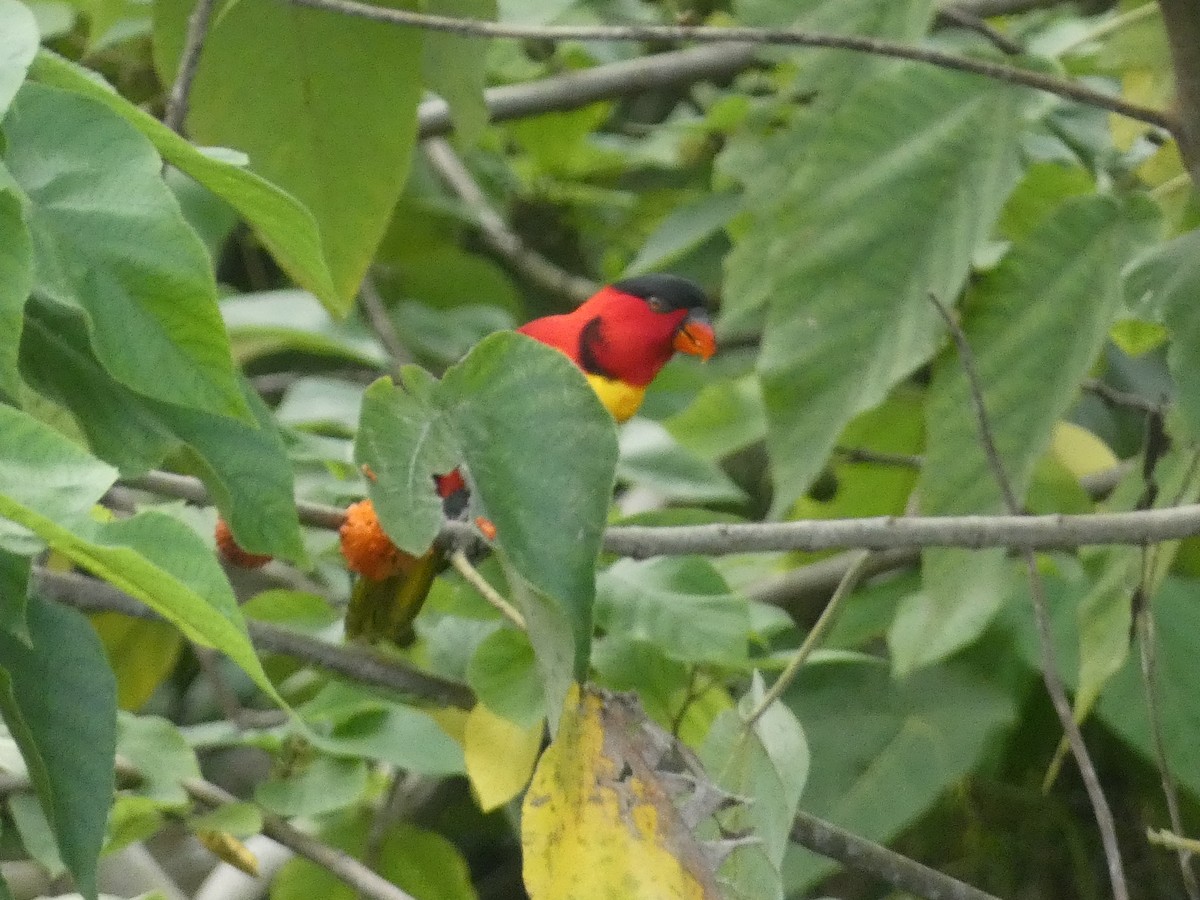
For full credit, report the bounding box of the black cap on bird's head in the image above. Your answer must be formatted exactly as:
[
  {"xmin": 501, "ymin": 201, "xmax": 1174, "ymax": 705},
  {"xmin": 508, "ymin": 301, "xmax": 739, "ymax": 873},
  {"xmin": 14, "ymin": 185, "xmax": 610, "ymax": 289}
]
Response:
[{"xmin": 612, "ymin": 274, "xmax": 711, "ymax": 313}]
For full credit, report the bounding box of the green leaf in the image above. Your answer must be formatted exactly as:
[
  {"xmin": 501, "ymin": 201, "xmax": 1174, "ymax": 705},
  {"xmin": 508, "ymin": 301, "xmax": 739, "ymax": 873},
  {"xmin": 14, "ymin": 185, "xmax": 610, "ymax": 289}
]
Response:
[
  {"xmin": 701, "ymin": 674, "xmax": 808, "ymax": 900},
  {"xmin": 116, "ymin": 713, "xmax": 201, "ymax": 807},
  {"xmin": 1125, "ymin": 229, "xmax": 1200, "ymax": 439},
  {"xmin": 422, "ymin": 0, "xmax": 494, "ymax": 145},
  {"xmin": 0, "ymin": 548, "xmax": 30, "ymax": 641},
  {"xmin": 0, "ymin": 405, "xmax": 281, "ymax": 703},
  {"xmin": 2, "ymin": 83, "xmax": 249, "ymax": 420},
  {"xmin": 596, "ymin": 557, "xmax": 750, "ymax": 666},
  {"xmin": 624, "ymin": 191, "xmax": 742, "ymax": 278},
  {"xmin": 724, "ymin": 64, "xmax": 1022, "ymax": 512},
  {"xmin": 28, "ymin": 51, "xmax": 341, "ymax": 314},
  {"xmin": 272, "ymin": 818, "xmax": 477, "ymax": 900},
  {"xmin": 466, "ymin": 627, "xmax": 544, "ymax": 729},
  {"xmin": 0, "ymin": 593, "xmax": 117, "ymax": 900},
  {"xmin": 616, "ymin": 419, "xmax": 748, "ymax": 506},
  {"xmin": 187, "ymin": 801, "xmax": 263, "ymax": 839},
  {"xmin": 440, "ymin": 333, "xmax": 618, "ymax": 678},
  {"xmin": 21, "ymin": 301, "xmax": 304, "ymax": 561},
  {"xmin": 304, "ymin": 699, "xmax": 464, "ymax": 776},
  {"xmin": 0, "ymin": 0, "xmax": 37, "ymax": 116},
  {"xmin": 153, "ymin": 0, "xmax": 424, "ymax": 305},
  {"xmin": 893, "ymin": 195, "xmax": 1159, "ymax": 674},
  {"xmin": 256, "ymin": 755, "xmax": 367, "ymax": 818},
  {"xmin": 221, "ymin": 289, "xmax": 386, "ymax": 367},
  {"xmin": 356, "ymin": 372, "xmax": 458, "ymax": 556},
  {"xmin": 0, "ymin": 167, "xmax": 33, "ymax": 400},
  {"xmin": 664, "ymin": 374, "xmax": 767, "ymax": 461},
  {"xmin": 1096, "ymin": 577, "xmax": 1200, "ymax": 802},
  {"xmin": 782, "ymin": 655, "xmax": 1017, "ymax": 890}
]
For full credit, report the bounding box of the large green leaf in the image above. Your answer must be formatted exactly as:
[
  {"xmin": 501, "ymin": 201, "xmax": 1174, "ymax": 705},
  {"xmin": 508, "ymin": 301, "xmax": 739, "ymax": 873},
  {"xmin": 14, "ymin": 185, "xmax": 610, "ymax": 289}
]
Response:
[
  {"xmin": 0, "ymin": 0, "xmax": 37, "ymax": 116},
  {"xmin": 701, "ymin": 675, "xmax": 808, "ymax": 900},
  {"xmin": 356, "ymin": 371, "xmax": 458, "ymax": 556},
  {"xmin": 2, "ymin": 83, "xmax": 249, "ymax": 420},
  {"xmin": 21, "ymin": 301, "xmax": 304, "ymax": 561},
  {"xmin": 1125, "ymin": 228, "xmax": 1200, "ymax": 439},
  {"xmin": 423, "ymin": 0, "xmax": 494, "ymax": 145},
  {"xmin": 0, "ymin": 405, "xmax": 281, "ymax": 702},
  {"xmin": 0, "ymin": 163, "xmax": 31, "ymax": 400},
  {"xmin": 0, "ymin": 593, "xmax": 117, "ymax": 900},
  {"xmin": 596, "ymin": 557, "xmax": 750, "ymax": 666},
  {"xmin": 1096, "ymin": 577, "xmax": 1200, "ymax": 802},
  {"xmin": 783, "ymin": 655, "xmax": 1017, "ymax": 890},
  {"xmin": 153, "ymin": 0, "xmax": 423, "ymax": 305},
  {"xmin": 27, "ymin": 51, "xmax": 340, "ymax": 313},
  {"xmin": 0, "ymin": 548, "xmax": 30, "ymax": 641},
  {"xmin": 723, "ymin": 64, "xmax": 1022, "ymax": 512},
  {"xmin": 439, "ymin": 333, "xmax": 618, "ymax": 678},
  {"xmin": 891, "ymin": 195, "xmax": 1159, "ymax": 674}
]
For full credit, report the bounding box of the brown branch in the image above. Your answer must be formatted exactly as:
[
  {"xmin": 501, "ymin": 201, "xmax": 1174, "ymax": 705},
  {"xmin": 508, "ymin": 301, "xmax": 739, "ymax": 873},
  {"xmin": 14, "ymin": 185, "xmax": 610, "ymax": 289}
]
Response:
[
  {"xmin": 929, "ymin": 294, "xmax": 1128, "ymax": 900},
  {"xmin": 1156, "ymin": 0, "xmax": 1200, "ymax": 180},
  {"xmin": 790, "ymin": 809, "xmax": 1001, "ymax": 900},
  {"xmin": 172, "ymin": 772, "xmax": 419, "ymax": 900},
  {"xmin": 163, "ymin": 0, "xmax": 219, "ymax": 133},
  {"xmin": 35, "ymin": 567, "xmax": 475, "ymax": 709},
  {"xmin": 936, "ymin": 6, "xmax": 1023, "ymax": 55},
  {"xmin": 123, "ymin": 468, "xmax": 1200, "ymax": 555},
  {"xmin": 417, "ymin": 42, "xmax": 759, "ymax": 139},
  {"xmin": 422, "ymin": 137, "xmax": 598, "ymax": 303},
  {"xmin": 282, "ymin": 0, "xmax": 1177, "ymax": 131},
  {"xmin": 359, "ymin": 274, "xmax": 413, "ymax": 372}
]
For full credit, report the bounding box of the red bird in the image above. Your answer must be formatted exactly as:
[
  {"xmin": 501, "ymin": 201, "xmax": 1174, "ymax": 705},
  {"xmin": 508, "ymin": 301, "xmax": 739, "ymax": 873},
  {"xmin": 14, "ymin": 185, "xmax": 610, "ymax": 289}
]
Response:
[{"xmin": 344, "ymin": 274, "xmax": 716, "ymax": 645}]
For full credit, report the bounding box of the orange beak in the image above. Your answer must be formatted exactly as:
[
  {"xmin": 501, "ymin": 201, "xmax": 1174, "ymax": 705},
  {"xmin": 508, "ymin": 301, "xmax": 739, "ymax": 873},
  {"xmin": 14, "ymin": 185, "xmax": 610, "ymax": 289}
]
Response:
[{"xmin": 673, "ymin": 309, "xmax": 717, "ymax": 361}]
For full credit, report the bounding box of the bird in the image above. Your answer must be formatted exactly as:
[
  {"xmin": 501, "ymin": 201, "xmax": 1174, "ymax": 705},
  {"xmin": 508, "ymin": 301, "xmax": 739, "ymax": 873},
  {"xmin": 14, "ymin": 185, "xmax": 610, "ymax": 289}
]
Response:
[{"xmin": 342, "ymin": 274, "xmax": 716, "ymax": 646}]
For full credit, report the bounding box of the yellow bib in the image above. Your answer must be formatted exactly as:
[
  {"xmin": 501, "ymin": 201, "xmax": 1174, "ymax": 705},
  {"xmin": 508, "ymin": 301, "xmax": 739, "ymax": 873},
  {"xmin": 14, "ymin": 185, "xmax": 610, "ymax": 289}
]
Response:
[{"xmin": 585, "ymin": 374, "xmax": 646, "ymax": 423}]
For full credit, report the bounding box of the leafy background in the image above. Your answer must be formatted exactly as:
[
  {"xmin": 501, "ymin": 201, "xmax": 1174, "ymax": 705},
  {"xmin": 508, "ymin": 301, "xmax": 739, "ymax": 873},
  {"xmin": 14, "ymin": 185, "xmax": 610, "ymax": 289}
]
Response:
[{"xmin": 1, "ymin": 0, "xmax": 1200, "ymax": 897}]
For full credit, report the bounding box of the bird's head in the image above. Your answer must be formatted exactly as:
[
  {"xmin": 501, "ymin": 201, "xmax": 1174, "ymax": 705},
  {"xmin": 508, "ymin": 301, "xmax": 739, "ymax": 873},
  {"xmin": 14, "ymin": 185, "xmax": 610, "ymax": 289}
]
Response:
[{"xmin": 572, "ymin": 274, "xmax": 716, "ymax": 387}]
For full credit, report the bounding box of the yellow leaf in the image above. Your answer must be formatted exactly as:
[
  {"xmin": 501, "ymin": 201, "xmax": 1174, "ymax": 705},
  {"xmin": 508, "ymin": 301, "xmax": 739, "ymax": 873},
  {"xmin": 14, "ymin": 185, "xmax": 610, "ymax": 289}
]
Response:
[
  {"xmin": 1050, "ymin": 421, "xmax": 1118, "ymax": 480},
  {"xmin": 429, "ymin": 705, "xmax": 470, "ymax": 744},
  {"xmin": 195, "ymin": 830, "xmax": 260, "ymax": 877},
  {"xmin": 522, "ymin": 683, "xmax": 721, "ymax": 900},
  {"xmin": 90, "ymin": 612, "xmax": 183, "ymax": 710},
  {"xmin": 465, "ymin": 703, "xmax": 543, "ymax": 812}
]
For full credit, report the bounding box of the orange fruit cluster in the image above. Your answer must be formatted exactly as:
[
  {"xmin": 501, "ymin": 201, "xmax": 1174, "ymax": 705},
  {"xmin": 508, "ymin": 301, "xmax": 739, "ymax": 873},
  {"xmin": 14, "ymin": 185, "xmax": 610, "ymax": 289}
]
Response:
[
  {"xmin": 339, "ymin": 499, "xmax": 412, "ymax": 581},
  {"xmin": 214, "ymin": 519, "xmax": 273, "ymax": 569}
]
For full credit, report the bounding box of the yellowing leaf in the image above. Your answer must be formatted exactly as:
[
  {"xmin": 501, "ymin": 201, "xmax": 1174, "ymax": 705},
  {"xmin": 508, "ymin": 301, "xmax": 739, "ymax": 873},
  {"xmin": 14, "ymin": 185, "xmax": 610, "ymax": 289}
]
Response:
[
  {"xmin": 90, "ymin": 612, "xmax": 183, "ymax": 710},
  {"xmin": 464, "ymin": 703, "xmax": 543, "ymax": 812},
  {"xmin": 195, "ymin": 829, "xmax": 260, "ymax": 877},
  {"xmin": 1050, "ymin": 421, "xmax": 1118, "ymax": 480},
  {"xmin": 429, "ymin": 706, "xmax": 470, "ymax": 744},
  {"xmin": 522, "ymin": 683, "xmax": 721, "ymax": 900}
]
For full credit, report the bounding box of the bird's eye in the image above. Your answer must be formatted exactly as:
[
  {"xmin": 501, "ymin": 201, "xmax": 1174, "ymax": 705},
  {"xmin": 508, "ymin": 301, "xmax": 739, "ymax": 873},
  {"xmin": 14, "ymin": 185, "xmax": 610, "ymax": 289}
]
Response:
[{"xmin": 645, "ymin": 295, "xmax": 669, "ymax": 313}]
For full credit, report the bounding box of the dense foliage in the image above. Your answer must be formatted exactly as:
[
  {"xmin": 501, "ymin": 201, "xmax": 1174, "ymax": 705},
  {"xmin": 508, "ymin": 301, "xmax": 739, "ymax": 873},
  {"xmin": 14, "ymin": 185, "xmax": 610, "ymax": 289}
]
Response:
[{"xmin": 1, "ymin": 0, "xmax": 1198, "ymax": 897}]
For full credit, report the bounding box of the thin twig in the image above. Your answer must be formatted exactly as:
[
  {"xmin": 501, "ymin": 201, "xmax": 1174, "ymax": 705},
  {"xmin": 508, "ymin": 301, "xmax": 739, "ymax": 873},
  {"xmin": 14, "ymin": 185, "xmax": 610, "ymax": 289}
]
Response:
[
  {"xmin": 124, "ymin": 468, "xmax": 1200, "ymax": 555},
  {"xmin": 1083, "ymin": 378, "xmax": 1165, "ymax": 415},
  {"xmin": 171, "ymin": 772, "xmax": 419, "ymax": 900},
  {"xmin": 790, "ymin": 809, "xmax": 1001, "ymax": 900},
  {"xmin": 744, "ymin": 547, "xmax": 919, "ymax": 615},
  {"xmin": 744, "ymin": 550, "xmax": 872, "ymax": 727},
  {"xmin": 1149, "ymin": 829, "xmax": 1200, "ymax": 857},
  {"xmin": 929, "ymin": 294, "xmax": 1128, "ymax": 900},
  {"xmin": 833, "ymin": 446, "xmax": 923, "ymax": 469},
  {"xmin": 163, "ymin": 0, "xmax": 219, "ymax": 133},
  {"xmin": 448, "ymin": 550, "xmax": 526, "ymax": 630},
  {"xmin": 423, "ymin": 138, "xmax": 598, "ymax": 303},
  {"xmin": 417, "ymin": 43, "xmax": 759, "ymax": 139},
  {"xmin": 35, "ymin": 567, "xmax": 476, "ymax": 709},
  {"xmin": 281, "ymin": 0, "xmax": 1177, "ymax": 132},
  {"xmin": 359, "ymin": 274, "xmax": 413, "ymax": 373},
  {"xmin": 936, "ymin": 6, "xmax": 1023, "ymax": 55}
]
